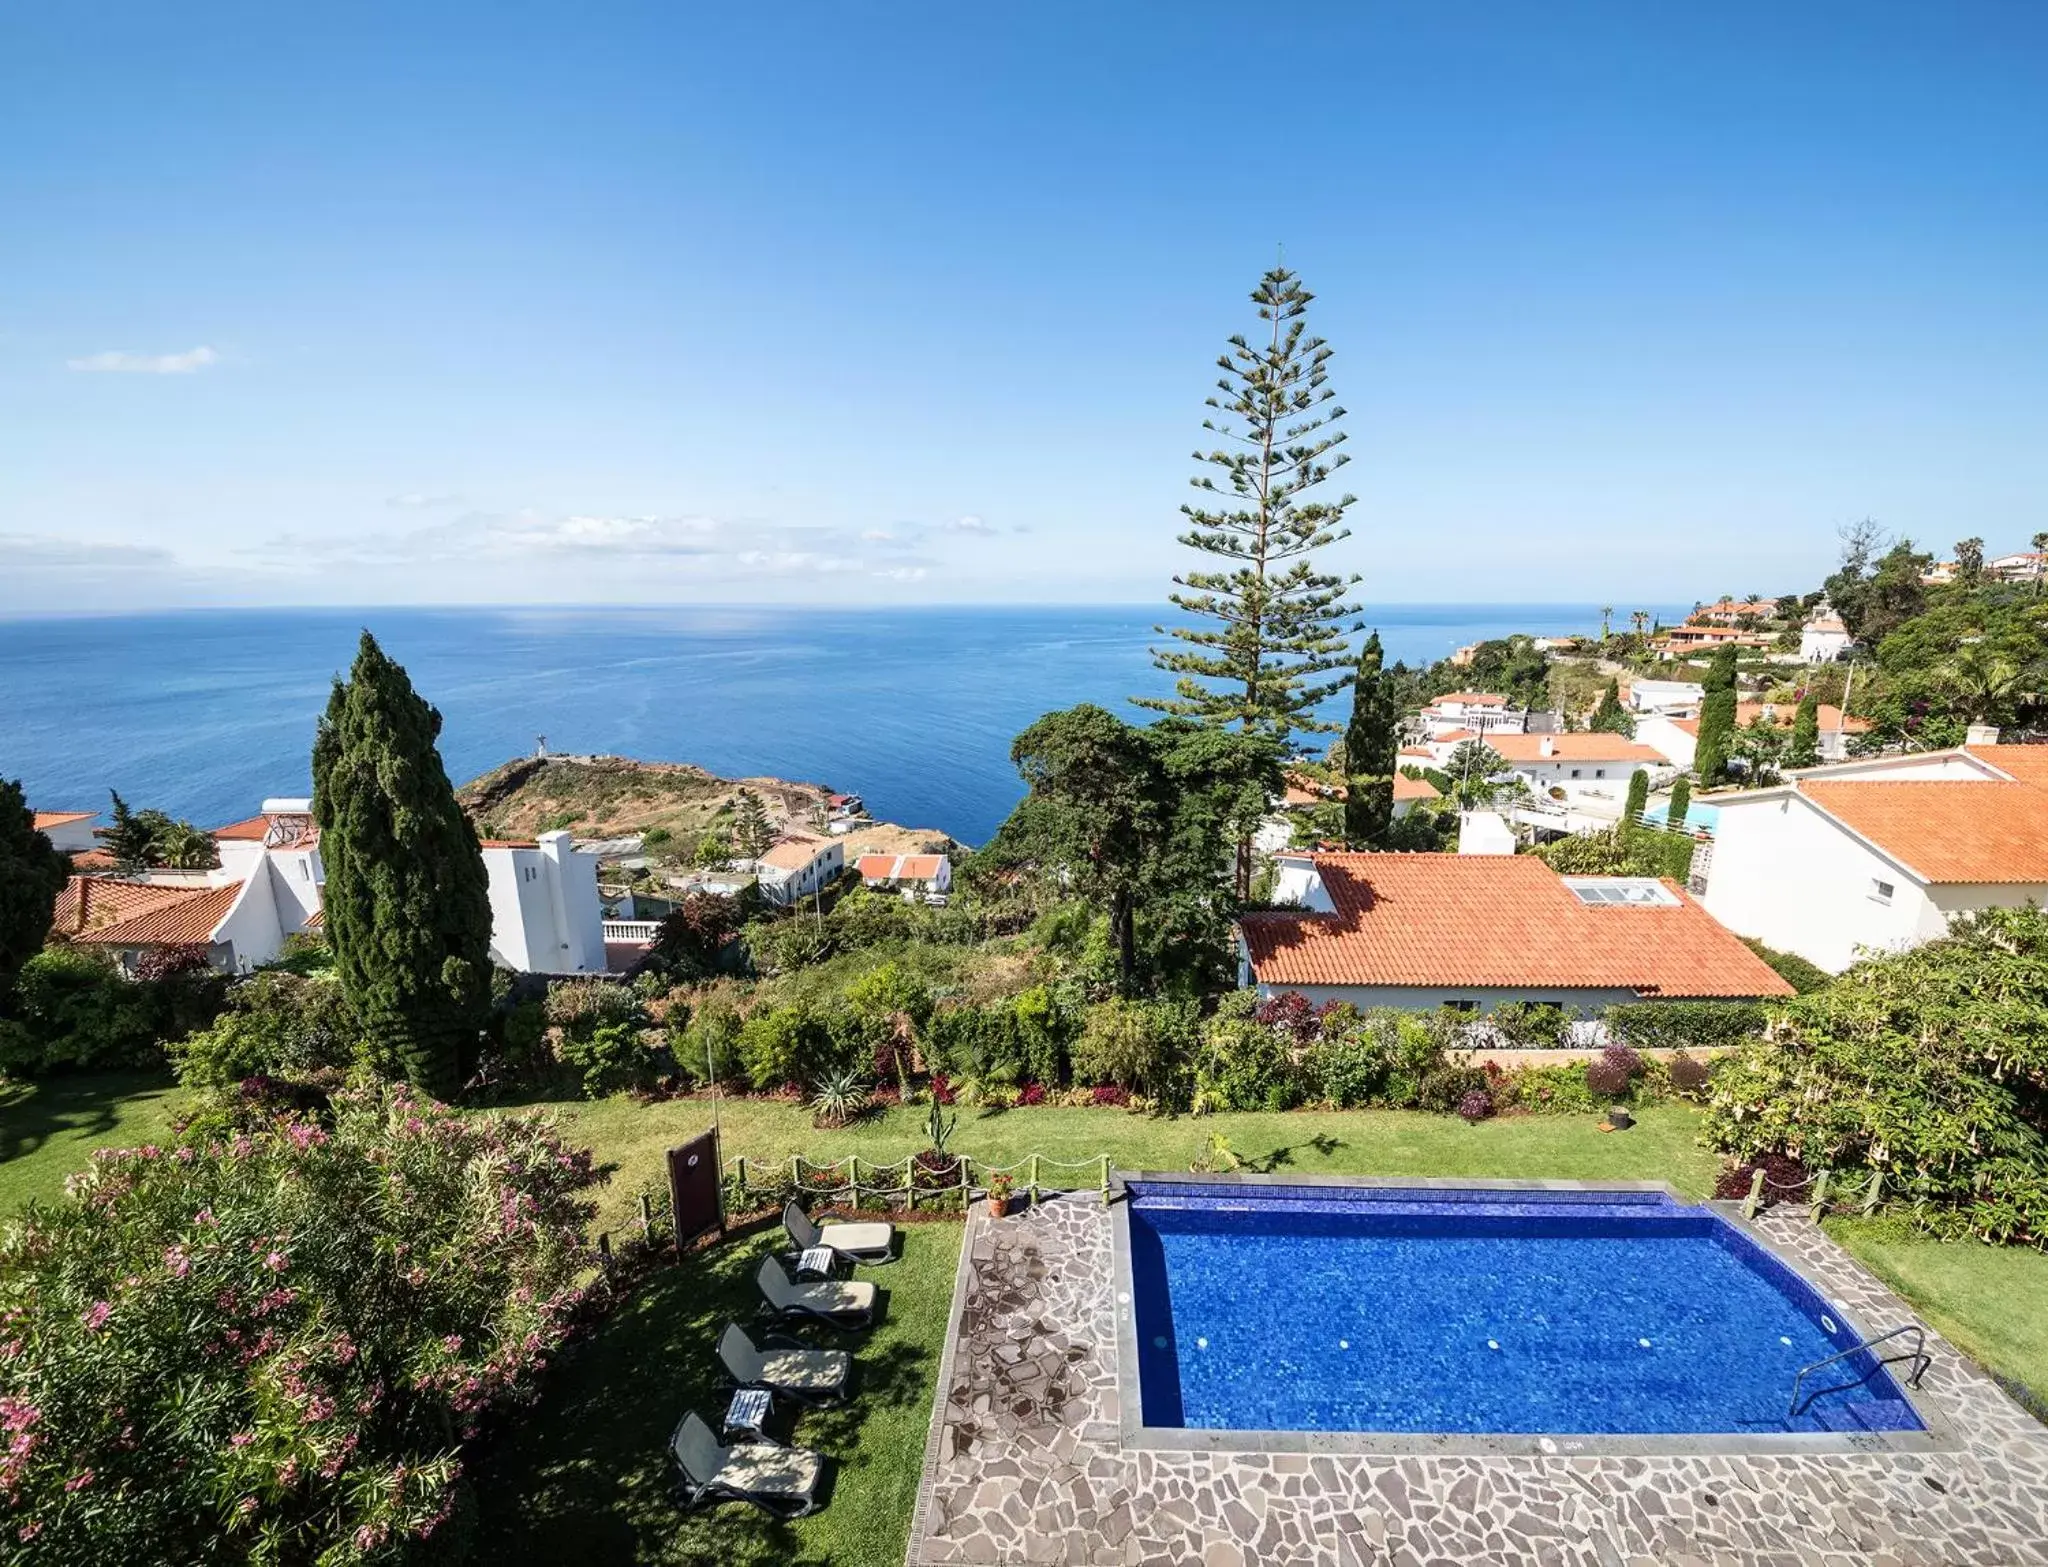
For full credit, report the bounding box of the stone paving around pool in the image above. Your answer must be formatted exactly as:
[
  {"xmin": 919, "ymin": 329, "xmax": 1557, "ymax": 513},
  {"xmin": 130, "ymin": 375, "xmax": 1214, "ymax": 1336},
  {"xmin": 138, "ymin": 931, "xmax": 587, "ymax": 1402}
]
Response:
[{"xmin": 903, "ymin": 1192, "xmax": 2048, "ymax": 1566}]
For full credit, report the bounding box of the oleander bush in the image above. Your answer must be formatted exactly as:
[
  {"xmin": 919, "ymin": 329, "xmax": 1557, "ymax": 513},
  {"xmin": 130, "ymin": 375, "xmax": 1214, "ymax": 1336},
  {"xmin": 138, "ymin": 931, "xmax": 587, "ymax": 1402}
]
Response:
[
  {"xmin": 0, "ymin": 1079, "xmax": 602, "ymax": 1563},
  {"xmin": 1704, "ymin": 906, "xmax": 2048, "ymax": 1246}
]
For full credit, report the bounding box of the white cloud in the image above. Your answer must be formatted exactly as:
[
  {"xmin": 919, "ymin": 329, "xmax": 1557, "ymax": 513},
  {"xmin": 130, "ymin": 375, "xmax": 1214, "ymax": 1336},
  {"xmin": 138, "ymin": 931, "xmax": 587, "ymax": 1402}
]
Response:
[
  {"xmin": 942, "ymin": 514, "xmax": 997, "ymax": 536},
  {"xmin": 735, "ymin": 549, "xmax": 865, "ymax": 576},
  {"xmin": 875, "ymin": 566, "xmax": 929, "ymax": 582},
  {"xmin": 66, "ymin": 345, "xmax": 220, "ymax": 375},
  {"xmin": 386, "ymin": 491, "xmax": 463, "ymax": 509},
  {"xmin": 860, "ymin": 528, "xmax": 896, "ymax": 542}
]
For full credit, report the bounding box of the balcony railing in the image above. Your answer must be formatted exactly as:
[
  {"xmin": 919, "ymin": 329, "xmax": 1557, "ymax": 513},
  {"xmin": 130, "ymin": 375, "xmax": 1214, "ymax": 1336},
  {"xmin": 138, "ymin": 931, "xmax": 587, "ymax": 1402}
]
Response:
[{"xmin": 601, "ymin": 920, "xmax": 661, "ymax": 943}]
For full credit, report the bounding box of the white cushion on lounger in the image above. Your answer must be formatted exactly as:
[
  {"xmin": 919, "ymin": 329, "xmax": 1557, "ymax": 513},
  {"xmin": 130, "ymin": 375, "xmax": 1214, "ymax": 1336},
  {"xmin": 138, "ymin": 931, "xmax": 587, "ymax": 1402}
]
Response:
[{"xmin": 817, "ymin": 1219, "xmax": 894, "ymax": 1254}]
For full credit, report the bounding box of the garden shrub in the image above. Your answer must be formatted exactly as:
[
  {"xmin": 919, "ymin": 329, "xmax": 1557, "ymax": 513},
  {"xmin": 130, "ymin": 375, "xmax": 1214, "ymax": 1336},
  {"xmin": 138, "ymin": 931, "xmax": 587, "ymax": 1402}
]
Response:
[
  {"xmin": 541, "ymin": 977, "xmax": 637, "ymax": 1035},
  {"xmin": 1495, "ymin": 1061, "xmax": 1607, "ymax": 1115},
  {"xmin": 0, "ymin": 945, "xmax": 225, "ymax": 1075},
  {"xmin": 1605, "ymin": 999, "xmax": 1764, "ymax": 1054},
  {"xmin": 1584, "ymin": 1042, "xmax": 1640, "ymax": 1099},
  {"xmin": 736, "ymin": 1003, "xmax": 835, "ymax": 1090},
  {"xmin": 1193, "ymin": 993, "xmax": 1306, "ymax": 1113},
  {"xmin": 1712, "ymin": 1149, "xmax": 1811, "ymax": 1202},
  {"xmin": 1740, "ymin": 936, "xmax": 1832, "ymax": 995},
  {"xmin": 1666, "ymin": 1050, "xmax": 1713, "ymax": 1097},
  {"xmin": 1457, "ymin": 1089, "xmax": 1495, "ymax": 1122},
  {"xmin": 169, "ymin": 970, "xmax": 365, "ymax": 1088},
  {"xmin": 556, "ymin": 1019, "xmax": 668, "ymax": 1098},
  {"xmin": 0, "ymin": 1079, "xmax": 601, "ymax": 1563},
  {"xmin": 1704, "ymin": 906, "xmax": 2048, "ymax": 1245},
  {"xmin": 674, "ymin": 982, "xmax": 747, "ymax": 1086},
  {"xmin": 742, "ymin": 914, "xmax": 835, "ymax": 975},
  {"xmin": 1416, "ymin": 1063, "xmax": 1488, "ymax": 1113},
  {"xmin": 1071, "ymin": 996, "xmax": 1194, "ymax": 1100},
  {"xmin": 1481, "ymin": 1001, "xmax": 1573, "ymax": 1049}
]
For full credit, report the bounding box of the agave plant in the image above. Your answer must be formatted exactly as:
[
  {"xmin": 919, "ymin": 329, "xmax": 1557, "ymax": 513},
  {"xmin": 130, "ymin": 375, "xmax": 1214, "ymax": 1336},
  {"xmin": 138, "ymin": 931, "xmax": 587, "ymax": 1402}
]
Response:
[
  {"xmin": 809, "ymin": 1070, "xmax": 872, "ymax": 1129},
  {"xmin": 925, "ymin": 1091, "xmax": 957, "ymax": 1156}
]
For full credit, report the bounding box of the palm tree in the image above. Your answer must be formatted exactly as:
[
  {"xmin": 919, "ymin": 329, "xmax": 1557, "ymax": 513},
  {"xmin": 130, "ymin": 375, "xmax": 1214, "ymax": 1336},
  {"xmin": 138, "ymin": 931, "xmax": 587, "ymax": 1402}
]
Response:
[
  {"xmin": 2034, "ymin": 531, "xmax": 2048, "ymax": 596},
  {"xmin": 1599, "ymin": 606, "xmax": 1613, "ymax": 641},
  {"xmin": 1630, "ymin": 610, "xmax": 1650, "ymax": 639},
  {"xmin": 1940, "ymin": 645, "xmax": 2026, "ymax": 725}
]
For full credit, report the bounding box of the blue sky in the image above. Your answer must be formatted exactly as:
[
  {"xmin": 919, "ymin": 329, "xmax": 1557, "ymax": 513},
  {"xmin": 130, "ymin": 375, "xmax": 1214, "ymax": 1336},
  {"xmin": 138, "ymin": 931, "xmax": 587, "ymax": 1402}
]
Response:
[{"xmin": 2, "ymin": 2, "xmax": 2043, "ymax": 611}]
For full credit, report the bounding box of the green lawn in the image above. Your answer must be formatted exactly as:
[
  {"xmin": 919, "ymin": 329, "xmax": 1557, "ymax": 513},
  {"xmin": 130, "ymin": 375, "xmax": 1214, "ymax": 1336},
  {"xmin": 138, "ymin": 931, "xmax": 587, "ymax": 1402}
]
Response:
[
  {"xmin": 0, "ymin": 1070, "xmax": 186, "ymax": 1212},
  {"xmin": 468, "ymin": 1218, "xmax": 962, "ymax": 1567},
  {"xmin": 547, "ymin": 1095, "xmax": 1724, "ymax": 1236},
  {"xmin": 1827, "ymin": 1215, "xmax": 2048, "ymax": 1412}
]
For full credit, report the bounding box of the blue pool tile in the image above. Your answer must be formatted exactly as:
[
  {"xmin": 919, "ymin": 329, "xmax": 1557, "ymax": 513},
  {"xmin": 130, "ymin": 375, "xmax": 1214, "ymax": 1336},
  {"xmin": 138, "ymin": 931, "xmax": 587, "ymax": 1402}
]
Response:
[{"xmin": 1126, "ymin": 1184, "xmax": 1922, "ymax": 1437}]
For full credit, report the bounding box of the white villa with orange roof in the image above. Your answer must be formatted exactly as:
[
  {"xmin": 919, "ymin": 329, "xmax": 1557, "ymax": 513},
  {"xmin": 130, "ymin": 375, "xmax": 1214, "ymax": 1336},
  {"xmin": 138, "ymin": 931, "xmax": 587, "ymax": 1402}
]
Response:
[
  {"xmin": 31, "ymin": 809, "xmax": 100, "ymax": 854},
  {"xmin": 753, "ymin": 831, "xmax": 844, "ymax": 907},
  {"xmin": 56, "ymin": 797, "xmax": 613, "ymax": 976},
  {"xmin": 1238, "ymin": 853, "xmax": 1792, "ymax": 1014},
  {"xmin": 856, "ymin": 852, "xmax": 953, "ymax": 902},
  {"xmin": 1700, "ymin": 740, "xmax": 2048, "ymax": 972}
]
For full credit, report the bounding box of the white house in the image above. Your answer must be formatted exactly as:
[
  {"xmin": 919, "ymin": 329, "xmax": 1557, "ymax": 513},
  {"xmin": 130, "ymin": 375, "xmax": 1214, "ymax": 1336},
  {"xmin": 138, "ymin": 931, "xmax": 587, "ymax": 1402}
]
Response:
[
  {"xmin": 32, "ymin": 810, "xmax": 100, "ymax": 854},
  {"xmin": 1798, "ymin": 613, "xmax": 1852, "ymax": 663},
  {"xmin": 1418, "ymin": 693, "xmax": 1527, "ymax": 739},
  {"xmin": 1624, "ymin": 680, "xmax": 1704, "ymax": 717},
  {"xmin": 1989, "ymin": 552, "xmax": 2047, "ymax": 583},
  {"xmin": 1240, "ymin": 852, "xmax": 1792, "ymax": 1014},
  {"xmin": 480, "ymin": 831, "xmax": 609, "ymax": 974},
  {"xmin": 1700, "ymin": 743, "xmax": 2048, "ymax": 973},
  {"xmin": 855, "ymin": 852, "xmax": 953, "ymax": 902},
  {"xmin": 753, "ymin": 832, "xmax": 844, "ymax": 907},
  {"xmin": 59, "ymin": 799, "xmax": 612, "ymax": 977},
  {"xmin": 1639, "ymin": 703, "xmax": 1872, "ymax": 772}
]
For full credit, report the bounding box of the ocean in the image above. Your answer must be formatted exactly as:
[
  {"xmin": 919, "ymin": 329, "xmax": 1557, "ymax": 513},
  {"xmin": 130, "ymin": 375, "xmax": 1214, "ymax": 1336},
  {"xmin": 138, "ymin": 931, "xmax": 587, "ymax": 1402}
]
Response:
[{"xmin": 0, "ymin": 604, "xmax": 1667, "ymax": 847}]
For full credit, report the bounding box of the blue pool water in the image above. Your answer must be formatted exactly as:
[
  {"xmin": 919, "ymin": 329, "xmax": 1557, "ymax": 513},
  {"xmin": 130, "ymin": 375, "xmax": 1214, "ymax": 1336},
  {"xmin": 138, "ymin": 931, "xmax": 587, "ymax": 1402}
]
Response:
[{"xmin": 1126, "ymin": 1184, "xmax": 1923, "ymax": 1437}]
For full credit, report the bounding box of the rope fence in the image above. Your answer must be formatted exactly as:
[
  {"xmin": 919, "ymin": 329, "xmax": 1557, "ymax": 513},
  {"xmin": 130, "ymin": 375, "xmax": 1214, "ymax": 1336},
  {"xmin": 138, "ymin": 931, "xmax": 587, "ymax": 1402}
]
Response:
[
  {"xmin": 721, "ymin": 1150, "xmax": 1118, "ymax": 1212},
  {"xmin": 1739, "ymin": 1165, "xmax": 1888, "ymax": 1222}
]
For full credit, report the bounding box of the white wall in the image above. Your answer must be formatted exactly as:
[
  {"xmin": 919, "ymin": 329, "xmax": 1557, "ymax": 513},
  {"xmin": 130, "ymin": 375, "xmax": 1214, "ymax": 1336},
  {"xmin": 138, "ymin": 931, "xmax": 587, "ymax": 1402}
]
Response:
[
  {"xmin": 212, "ymin": 863, "xmax": 285, "ymax": 973},
  {"xmin": 541, "ymin": 831, "xmax": 607, "ymax": 973},
  {"xmin": 265, "ymin": 846, "xmax": 324, "ymax": 934},
  {"xmin": 38, "ymin": 817, "xmax": 99, "ymax": 852},
  {"xmin": 483, "ymin": 849, "xmax": 548, "ymax": 970},
  {"xmin": 1636, "ymin": 715, "xmax": 1697, "ymax": 769},
  {"xmin": 1702, "ymin": 794, "xmax": 1937, "ymax": 971}
]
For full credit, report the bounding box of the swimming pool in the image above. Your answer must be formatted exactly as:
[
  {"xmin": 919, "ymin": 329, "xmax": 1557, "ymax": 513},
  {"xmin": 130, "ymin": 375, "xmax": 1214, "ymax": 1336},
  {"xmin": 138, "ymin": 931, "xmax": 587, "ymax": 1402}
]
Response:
[{"xmin": 1114, "ymin": 1178, "xmax": 1931, "ymax": 1453}]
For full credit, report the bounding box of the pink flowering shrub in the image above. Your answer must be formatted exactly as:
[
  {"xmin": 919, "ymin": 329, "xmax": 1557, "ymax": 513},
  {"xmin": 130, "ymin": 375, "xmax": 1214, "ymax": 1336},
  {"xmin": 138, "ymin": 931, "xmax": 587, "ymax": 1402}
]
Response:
[{"xmin": 0, "ymin": 1079, "xmax": 601, "ymax": 1563}]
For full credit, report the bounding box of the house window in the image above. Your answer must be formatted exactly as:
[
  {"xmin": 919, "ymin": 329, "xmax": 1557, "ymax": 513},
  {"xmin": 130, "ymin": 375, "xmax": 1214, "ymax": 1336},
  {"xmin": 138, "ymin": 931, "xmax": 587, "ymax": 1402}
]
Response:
[
  {"xmin": 525, "ymin": 866, "xmax": 538, "ymax": 883},
  {"xmin": 1594, "ymin": 769, "xmax": 1606, "ymax": 779},
  {"xmin": 1444, "ymin": 999, "xmax": 1478, "ymax": 1013},
  {"xmin": 1570, "ymin": 768, "xmax": 1582, "ymax": 779},
  {"xmin": 1870, "ymin": 878, "xmax": 1895, "ymax": 905},
  {"xmin": 299, "ymin": 859, "xmax": 311, "ymax": 881}
]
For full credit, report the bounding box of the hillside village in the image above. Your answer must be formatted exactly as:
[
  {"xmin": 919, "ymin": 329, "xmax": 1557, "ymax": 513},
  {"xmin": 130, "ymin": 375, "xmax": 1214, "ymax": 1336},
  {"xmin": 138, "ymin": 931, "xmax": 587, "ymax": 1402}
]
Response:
[{"xmin": 6, "ymin": 283, "xmax": 2048, "ymax": 1563}]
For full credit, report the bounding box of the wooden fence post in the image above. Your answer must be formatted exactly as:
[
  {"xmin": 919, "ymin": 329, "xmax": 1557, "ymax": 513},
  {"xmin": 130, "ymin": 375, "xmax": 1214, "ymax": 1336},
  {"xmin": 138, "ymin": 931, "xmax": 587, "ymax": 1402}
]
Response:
[
  {"xmin": 1028, "ymin": 1153, "xmax": 1041, "ymax": 1205},
  {"xmin": 1861, "ymin": 1169, "xmax": 1884, "ymax": 1215},
  {"xmin": 1100, "ymin": 1153, "xmax": 1111, "ymax": 1204},
  {"xmin": 1743, "ymin": 1168, "xmax": 1765, "ymax": 1219},
  {"xmin": 849, "ymin": 1155, "xmax": 862, "ymax": 1208},
  {"xmin": 736, "ymin": 1156, "xmax": 748, "ymax": 1206},
  {"xmin": 1808, "ymin": 1170, "xmax": 1829, "ymax": 1223}
]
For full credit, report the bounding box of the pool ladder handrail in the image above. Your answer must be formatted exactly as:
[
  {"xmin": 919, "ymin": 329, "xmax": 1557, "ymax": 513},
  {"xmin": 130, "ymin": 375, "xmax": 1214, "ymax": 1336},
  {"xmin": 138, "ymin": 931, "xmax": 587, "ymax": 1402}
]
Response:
[{"xmin": 1786, "ymin": 1323, "xmax": 1930, "ymax": 1421}]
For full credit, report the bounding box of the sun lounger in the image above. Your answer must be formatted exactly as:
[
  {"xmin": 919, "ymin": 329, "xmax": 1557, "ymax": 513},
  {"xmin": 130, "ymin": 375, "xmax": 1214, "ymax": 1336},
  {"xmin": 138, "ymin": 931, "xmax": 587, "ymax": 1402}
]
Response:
[
  {"xmin": 670, "ymin": 1411, "xmax": 824, "ymax": 1519},
  {"xmin": 784, "ymin": 1199, "xmax": 896, "ymax": 1265},
  {"xmin": 756, "ymin": 1255, "xmax": 877, "ymax": 1329},
  {"xmin": 718, "ymin": 1322, "xmax": 852, "ymax": 1406}
]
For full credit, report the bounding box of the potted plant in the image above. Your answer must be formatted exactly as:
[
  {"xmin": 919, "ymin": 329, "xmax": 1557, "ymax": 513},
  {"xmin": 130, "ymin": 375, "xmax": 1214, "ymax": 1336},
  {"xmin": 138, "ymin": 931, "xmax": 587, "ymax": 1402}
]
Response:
[{"xmin": 987, "ymin": 1172, "xmax": 1015, "ymax": 1219}]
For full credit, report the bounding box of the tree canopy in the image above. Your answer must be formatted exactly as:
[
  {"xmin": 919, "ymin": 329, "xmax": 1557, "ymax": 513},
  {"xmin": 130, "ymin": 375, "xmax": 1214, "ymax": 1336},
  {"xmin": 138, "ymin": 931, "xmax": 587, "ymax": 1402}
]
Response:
[
  {"xmin": 311, "ymin": 631, "xmax": 494, "ymax": 1096},
  {"xmin": 1141, "ymin": 267, "xmax": 1360, "ymax": 743},
  {"xmin": 981, "ymin": 705, "xmax": 1280, "ymax": 992},
  {"xmin": 0, "ymin": 778, "xmax": 68, "ymax": 991},
  {"xmin": 1342, "ymin": 632, "xmax": 1397, "ymax": 848}
]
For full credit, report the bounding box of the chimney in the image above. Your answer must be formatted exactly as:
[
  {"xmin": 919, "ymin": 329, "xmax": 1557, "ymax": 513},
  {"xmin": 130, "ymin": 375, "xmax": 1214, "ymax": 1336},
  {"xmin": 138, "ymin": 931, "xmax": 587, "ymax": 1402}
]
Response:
[
  {"xmin": 1966, "ymin": 723, "xmax": 2001, "ymax": 748},
  {"xmin": 1539, "ymin": 735, "xmax": 1555, "ymax": 759}
]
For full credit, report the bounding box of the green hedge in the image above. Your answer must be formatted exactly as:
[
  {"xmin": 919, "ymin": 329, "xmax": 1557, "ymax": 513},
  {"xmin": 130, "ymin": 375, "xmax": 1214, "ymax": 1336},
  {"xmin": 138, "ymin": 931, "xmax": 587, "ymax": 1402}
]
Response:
[{"xmin": 1605, "ymin": 999, "xmax": 1765, "ymax": 1053}]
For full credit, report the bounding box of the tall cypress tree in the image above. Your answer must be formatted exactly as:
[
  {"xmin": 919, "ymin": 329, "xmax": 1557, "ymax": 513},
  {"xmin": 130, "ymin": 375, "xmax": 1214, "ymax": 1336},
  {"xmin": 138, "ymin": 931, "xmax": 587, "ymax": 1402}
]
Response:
[
  {"xmin": 1342, "ymin": 632, "xmax": 1396, "ymax": 848},
  {"xmin": 1693, "ymin": 646, "xmax": 1739, "ymax": 785},
  {"xmin": 311, "ymin": 632, "xmax": 493, "ymax": 1097},
  {"xmin": 1622, "ymin": 769, "xmax": 1650, "ymax": 835},
  {"xmin": 1786, "ymin": 695, "xmax": 1822, "ymax": 770},
  {"xmin": 0, "ymin": 779, "xmax": 68, "ymax": 991},
  {"xmin": 1589, "ymin": 679, "xmax": 1634, "ymax": 736},
  {"xmin": 1139, "ymin": 267, "xmax": 1361, "ymax": 743},
  {"xmin": 1667, "ymin": 777, "xmax": 1692, "ymax": 833}
]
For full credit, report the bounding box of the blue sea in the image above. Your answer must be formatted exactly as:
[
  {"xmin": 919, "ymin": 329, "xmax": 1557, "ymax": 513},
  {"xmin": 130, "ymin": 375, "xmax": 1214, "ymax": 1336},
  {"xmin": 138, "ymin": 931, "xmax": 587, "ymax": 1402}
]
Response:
[{"xmin": 0, "ymin": 604, "xmax": 1660, "ymax": 846}]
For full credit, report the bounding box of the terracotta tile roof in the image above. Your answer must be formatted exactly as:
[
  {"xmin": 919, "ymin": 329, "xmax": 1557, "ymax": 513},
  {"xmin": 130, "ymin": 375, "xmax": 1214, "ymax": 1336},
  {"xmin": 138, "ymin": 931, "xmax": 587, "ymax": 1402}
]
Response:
[
  {"xmin": 1487, "ymin": 734, "xmax": 1664, "ymax": 764},
  {"xmin": 1734, "ymin": 702, "xmax": 1871, "ymax": 734},
  {"xmin": 69, "ymin": 849, "xmax": 119, "ymax": 871},
  {"xmin": 1281, "ymin": 774, "xmax": 1439, "ymax": 808},
  {"xmin": 1804, "ymin": 615, "xmax": 1847, "ymax": 633},
  {"xmin": 33, "ymin": 811, "xmax": 94, "ymax": 830},
  {"xmin": 1398, "ymin": 745, "xmax": 1433, "ymax": 759},
  {"xmin": 1671, "ymin": 719, "xmax": 1701, "ymax": 737},
  {"xmin": 1240, "ymin": 855, "xmax": 1793, "ymax": 997},
  {"xmin": 1433, "ymin": 729, "xmax": 1479, "ymax": 744},
  {"xmin": 1969, "ymin": 744, "xmax": 2048, "ymax": 790},
  {"xmin": 52, "ymin": 876, "xmax": 195, "ymax": 935},
  {"xmin": 1426, "ymin": 692, "xmax": 1508, "ymax": 707},
  {"xmin": 71, "ymin": 882, "xmax": 242, "ymax": 948},
  {"xmin": 758, "ymin": 836, "xmax": 833, "ymax": 871},
  {"xmin": 1797, "ymin": 780, "xmax": 2048, "ymax": 884},
  {"xmin": 303, "ymin": 909, "xmax": 325, "ymax": 929},
  {"xmin": 479, "ymin": 838, "xmax": 540, "ymax": 849},
  {"xmin": 213, "ymin": 812, "xmax": 320, "ymax": 847},
  {"xmin": 856, "ymin": 853, "xmax": 947, "ymax": 881}
]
